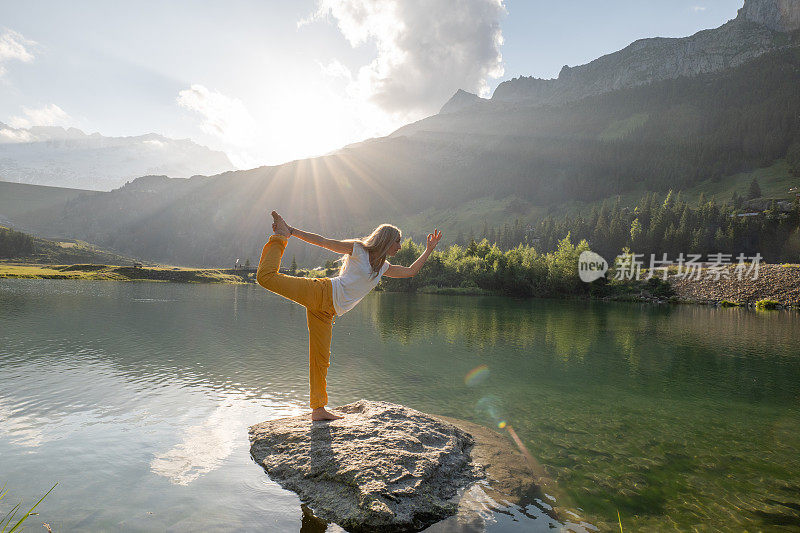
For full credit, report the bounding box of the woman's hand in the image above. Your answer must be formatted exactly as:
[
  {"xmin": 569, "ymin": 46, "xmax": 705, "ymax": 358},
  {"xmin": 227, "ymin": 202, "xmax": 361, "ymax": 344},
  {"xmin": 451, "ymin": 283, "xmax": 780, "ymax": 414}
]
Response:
[
  {"xmin": 426, "ymin": 229, "xmax": 442, "ymax": 251},
  {"xmin": 271, "ymin": 211, "xmax": 292, "ymax": 237}
]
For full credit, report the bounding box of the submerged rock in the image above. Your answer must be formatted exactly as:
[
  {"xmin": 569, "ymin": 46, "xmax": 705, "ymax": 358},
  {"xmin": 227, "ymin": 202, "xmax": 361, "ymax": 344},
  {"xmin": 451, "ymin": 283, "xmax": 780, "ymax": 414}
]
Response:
[{"xmin": 249, "ymin": 400, "xmax": 498, "ymax": 532}]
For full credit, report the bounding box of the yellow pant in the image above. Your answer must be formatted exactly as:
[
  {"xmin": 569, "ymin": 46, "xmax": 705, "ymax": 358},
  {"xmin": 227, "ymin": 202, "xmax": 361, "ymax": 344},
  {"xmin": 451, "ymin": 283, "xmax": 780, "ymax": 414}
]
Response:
[{"xmin": 256, "ymin": 235, "xmax": 337, "ymax": 409}]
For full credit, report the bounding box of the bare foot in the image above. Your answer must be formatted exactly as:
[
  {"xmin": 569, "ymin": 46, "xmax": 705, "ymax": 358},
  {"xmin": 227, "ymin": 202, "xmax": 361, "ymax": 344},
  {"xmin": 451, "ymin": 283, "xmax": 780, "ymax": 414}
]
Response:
[
  {"xmin": 271, "ymin": 211, "xmax": 291, "ymax": 237},
  {"xmin": 311, "ymin": 407, "xmax": 343, "ymax": 421}
]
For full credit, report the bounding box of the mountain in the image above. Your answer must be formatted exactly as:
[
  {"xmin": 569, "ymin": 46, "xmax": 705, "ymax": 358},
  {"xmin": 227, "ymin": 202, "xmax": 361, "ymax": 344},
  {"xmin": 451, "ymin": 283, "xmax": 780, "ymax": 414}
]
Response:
[
  {"xmin": 2, "ymin": 0, "xmax": 798, "ymax": 268},
  {"xmin": 438, "ymin": 90, "xmax": 486, "ymax": 115},
  {"xmin": 442, "ymin": 0, "xmax": 799, "ymax": 110},
  {"xmin": 0, "ymin": 124, "xmax": 234, "ymax": 191},
  {"xmin": 7, "ymin": 45, "xmax": 798, "ymax": 267}
]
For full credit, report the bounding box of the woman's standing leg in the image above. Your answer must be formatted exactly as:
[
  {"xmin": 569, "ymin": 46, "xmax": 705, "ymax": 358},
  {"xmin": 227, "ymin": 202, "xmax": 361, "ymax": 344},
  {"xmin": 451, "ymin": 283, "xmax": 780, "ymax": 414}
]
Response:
[
  {"xmin": 306, "ymin": 277, "xmax": 341, "ymax": 420},
  {"xmin": 307, "ymin": 307, "xmax": 334, "ymax": 409}
]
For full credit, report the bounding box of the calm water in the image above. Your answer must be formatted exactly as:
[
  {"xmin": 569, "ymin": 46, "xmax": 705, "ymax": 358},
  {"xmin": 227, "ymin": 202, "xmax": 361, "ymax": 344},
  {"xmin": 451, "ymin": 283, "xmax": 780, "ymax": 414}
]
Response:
[{"xmin": 1, "ymin": 280, "xmax": 799, "ymax": 532}]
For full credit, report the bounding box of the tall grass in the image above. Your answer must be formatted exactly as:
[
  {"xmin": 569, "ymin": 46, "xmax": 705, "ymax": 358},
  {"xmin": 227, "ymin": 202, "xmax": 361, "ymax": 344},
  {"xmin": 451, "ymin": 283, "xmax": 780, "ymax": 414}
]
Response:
[{"xmin": 0, "ymin": 483, "xmax": 57, "ymax": 532}]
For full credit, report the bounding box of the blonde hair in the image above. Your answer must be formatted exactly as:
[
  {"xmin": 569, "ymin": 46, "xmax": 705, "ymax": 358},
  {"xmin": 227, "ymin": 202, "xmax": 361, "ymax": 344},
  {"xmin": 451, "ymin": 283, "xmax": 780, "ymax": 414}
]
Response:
[{"xmin": 338, "ymin": 223, "xmax": 402, "ymax": 279}]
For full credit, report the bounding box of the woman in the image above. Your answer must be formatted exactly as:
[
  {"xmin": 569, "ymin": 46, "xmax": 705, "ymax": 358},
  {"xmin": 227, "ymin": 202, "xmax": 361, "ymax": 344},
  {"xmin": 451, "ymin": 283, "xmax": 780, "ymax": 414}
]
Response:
[{"xmin": 257, "ymin": 211, "xmax": 442, "ymax": 420}]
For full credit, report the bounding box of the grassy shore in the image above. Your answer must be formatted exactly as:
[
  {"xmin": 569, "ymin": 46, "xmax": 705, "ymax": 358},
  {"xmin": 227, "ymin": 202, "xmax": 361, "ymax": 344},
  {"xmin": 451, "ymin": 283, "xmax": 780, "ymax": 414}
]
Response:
[
  {"xmin": 0, "ymin": 263, "xmax": 248, "ymax": 283},
  {"xmin": 3, "ymin": 262, "xmax": 797, "ymax": 309}
]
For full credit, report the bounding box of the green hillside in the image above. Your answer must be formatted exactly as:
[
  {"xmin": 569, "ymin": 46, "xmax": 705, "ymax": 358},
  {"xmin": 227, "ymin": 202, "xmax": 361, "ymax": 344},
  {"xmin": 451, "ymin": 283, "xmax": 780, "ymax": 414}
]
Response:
[{"xmin": 0, "ymin": 225, "xmax": 138, "ymax": 265}]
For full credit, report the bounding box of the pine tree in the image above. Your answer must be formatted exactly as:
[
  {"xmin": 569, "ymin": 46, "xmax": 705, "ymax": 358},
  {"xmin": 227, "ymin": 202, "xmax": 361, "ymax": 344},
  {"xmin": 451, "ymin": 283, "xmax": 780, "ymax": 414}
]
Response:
[
  {"xmin": 664, "ymin": 223, "xmax": 678, "ymax": 256},
  {"xmin": 501, "ymin": 223, "xmax": 511, "ymax": 249},
  {"xmin": 730, "ymin": 191, "xmax": 742, "ymax": 210},
  {"xmin": 712, "ymin": 228, "xmax": 724, "ymax": 251},
  {"xmin": 609, "ymin": 208, "xmax": 626, "ymax": 254},
  {"xmin": 690, "ymin": 228, "xmax": 703, "ymax": 251},
  {"xmin": 747, "ymin": 177, "xmax": 762, "ymax": 200},
  {"xmin": 663, "ymin": 189, "xmax": 674, "ymax": 210},
  {"xmin": 630, "ymin": 218, "xmax": 643, "ymax": 250}
]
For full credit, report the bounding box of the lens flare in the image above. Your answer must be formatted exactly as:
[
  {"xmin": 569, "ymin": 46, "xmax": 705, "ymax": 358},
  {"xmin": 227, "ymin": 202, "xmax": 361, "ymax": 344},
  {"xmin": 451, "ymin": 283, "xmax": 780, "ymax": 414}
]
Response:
[
  {"xmin": 475, "ymin": 394, "xmax": 502, "ymax": 423},
  {"xmin": 464, "ymin": 364, "xmax": 490, "ymax": 386}
]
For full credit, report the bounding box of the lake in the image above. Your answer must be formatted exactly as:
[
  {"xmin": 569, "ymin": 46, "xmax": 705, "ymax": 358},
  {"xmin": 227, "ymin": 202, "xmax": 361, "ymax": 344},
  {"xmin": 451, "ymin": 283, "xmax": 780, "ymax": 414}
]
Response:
[{"xmin": 1, "ymin": 280, "xmax": 798, "ymax": 531}]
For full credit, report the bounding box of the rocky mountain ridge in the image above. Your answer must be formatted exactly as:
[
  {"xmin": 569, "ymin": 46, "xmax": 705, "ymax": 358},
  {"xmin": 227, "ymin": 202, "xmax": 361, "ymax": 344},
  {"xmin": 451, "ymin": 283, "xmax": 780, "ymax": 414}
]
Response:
[
  {"xmin": 741, "ymin": 0, "xmax": 800, "ymax": 31},
  {"xmin": 442, "ymin": 0, "xmax": 799, "ymax": 111}
]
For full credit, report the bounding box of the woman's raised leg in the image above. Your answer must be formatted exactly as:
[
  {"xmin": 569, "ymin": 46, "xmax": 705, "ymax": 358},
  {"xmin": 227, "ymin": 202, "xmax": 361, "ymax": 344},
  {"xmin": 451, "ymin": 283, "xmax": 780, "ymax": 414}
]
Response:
[{"xmin": 256, "ymin": 234, "xmax": 326, "ymax": 309}]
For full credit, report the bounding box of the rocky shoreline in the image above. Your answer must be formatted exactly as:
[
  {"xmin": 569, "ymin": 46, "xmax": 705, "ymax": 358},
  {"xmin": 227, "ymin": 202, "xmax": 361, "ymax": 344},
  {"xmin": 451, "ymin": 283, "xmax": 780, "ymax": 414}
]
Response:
[{"xmin": 667, "ymin": 264, "xmax": 800, "ymax": 308}]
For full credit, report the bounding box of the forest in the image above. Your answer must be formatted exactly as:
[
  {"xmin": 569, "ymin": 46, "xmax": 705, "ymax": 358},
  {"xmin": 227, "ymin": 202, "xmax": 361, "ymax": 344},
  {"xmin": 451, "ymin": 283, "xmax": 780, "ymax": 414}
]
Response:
[
  {"xmin": 0, "ymin": 226, "xmax": 34, "ymax": 258},
  {"xmin": 379, "ymin": 187, "xmax": 799, "ymax": 297},
  {"xmin": 453, "ymin": 186, "xmax": 800, "ymax": 262}
]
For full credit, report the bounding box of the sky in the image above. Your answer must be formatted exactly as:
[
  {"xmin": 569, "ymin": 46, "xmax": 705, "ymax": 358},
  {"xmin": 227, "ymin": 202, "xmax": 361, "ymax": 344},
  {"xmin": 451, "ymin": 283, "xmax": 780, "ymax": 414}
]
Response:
[{"xmin": 0, "ymin": 0, "xmax": 744, "ymax": 169}]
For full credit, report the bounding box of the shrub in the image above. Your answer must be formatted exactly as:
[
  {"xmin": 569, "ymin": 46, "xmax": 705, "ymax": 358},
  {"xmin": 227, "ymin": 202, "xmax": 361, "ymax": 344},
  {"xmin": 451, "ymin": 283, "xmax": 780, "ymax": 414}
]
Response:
[{"xmin": 755, "ymin": 299, "xmax": 781, "ymax": 309}]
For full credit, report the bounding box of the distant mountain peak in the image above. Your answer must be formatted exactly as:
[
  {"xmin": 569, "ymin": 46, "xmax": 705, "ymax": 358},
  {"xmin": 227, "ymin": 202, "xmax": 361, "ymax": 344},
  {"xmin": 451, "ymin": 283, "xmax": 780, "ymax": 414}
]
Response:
[
  {"xmin": 0, "ymin": 124, "xmax": 234, "ymax": 191},
  {"xmin": 27, "ymin": 125, "xmax": 91, "ymax": 140},
  {"xmin": 438, "ymin": 90, "xmax": 485, "ymax": 115}
]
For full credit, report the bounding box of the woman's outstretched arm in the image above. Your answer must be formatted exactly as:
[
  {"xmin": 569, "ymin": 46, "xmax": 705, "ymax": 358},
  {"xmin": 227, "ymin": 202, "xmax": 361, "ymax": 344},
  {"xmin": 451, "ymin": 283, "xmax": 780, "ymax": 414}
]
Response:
[
  {"xmin": 291, "ymin": 227, "xmax": 354, "ymax": 255},
  {"xmin": 384, "ymin": 229, "xmax": 442, "ymax": 278},
  {"xmin": 271, "ymin": 211, "xmax": 354, "ymax": 254}
]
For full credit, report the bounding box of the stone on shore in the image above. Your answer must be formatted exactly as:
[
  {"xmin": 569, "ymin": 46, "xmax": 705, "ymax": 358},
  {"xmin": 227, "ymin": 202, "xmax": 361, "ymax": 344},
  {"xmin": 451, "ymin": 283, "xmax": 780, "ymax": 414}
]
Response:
[
  {"xmin": 669, "ymin": 263, "xmax": 800, "ymax": 306},
  {"xmin": 249, "ymin": 400, "xmax": 510, "ymax": 532}
]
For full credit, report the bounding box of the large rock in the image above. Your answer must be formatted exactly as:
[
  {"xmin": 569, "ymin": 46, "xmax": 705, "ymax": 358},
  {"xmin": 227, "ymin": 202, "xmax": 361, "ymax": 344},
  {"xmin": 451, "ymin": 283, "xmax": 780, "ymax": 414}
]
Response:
[{"xmin": 249, "ymin": 400, "xmax": 555, "ymax": 532}]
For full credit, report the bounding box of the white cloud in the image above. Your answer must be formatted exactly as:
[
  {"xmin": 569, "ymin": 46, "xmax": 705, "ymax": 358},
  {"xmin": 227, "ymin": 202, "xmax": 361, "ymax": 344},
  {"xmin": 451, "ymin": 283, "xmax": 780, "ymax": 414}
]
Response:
[
  {"xmin": 8, "ymin": 104, "xmax": 71, "ymax": 128},
  {"xmin": 691, "ymin": 6, "xmax": 707, "ymax": 12},
  {"xmin": 0, "ymin": 29, "xmax": 36, "ymax": 77},
  {"xmin": 143, "ymin": 139, "xmax": 166, "ymax": 148},
  {"xmin": 302, "ymin": 0, "xmax": 505, "ymax": 117},
  {"xmin": 319, "ymin": 59, "xmax": 353, "ymax": 81},
  {"xmin": 177, "ymin": 84, "xmax": 257, "ymax": 154}
]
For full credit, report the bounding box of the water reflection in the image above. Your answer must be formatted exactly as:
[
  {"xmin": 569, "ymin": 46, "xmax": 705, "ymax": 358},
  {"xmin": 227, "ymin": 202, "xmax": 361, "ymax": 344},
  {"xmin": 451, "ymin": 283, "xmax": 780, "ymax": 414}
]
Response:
[
  {"xmin": 1, "ymin": 280, "xmax": 799, "ymax": 531},
  {"xmin": 296, "ymin": 483, "xmax": 585, "ymax": 533},
  {"xmin": 0, "ymin": 396, "xmax": 47, "ymax": 448},
  {"xmin": 151, "ymin": 394, "xmax": 303, "ymax": 485},
  {"xmin": 364, "ymin": 293, "xmax": 800, "ymax": 404}
]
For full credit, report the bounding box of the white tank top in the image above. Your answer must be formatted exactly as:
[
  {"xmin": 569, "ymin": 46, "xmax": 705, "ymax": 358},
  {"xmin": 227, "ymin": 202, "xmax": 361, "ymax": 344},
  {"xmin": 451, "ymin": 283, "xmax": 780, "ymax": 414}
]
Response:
[{"xmin": 329, "ymin": 242, "xmax": 390, "ymax": 316}]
